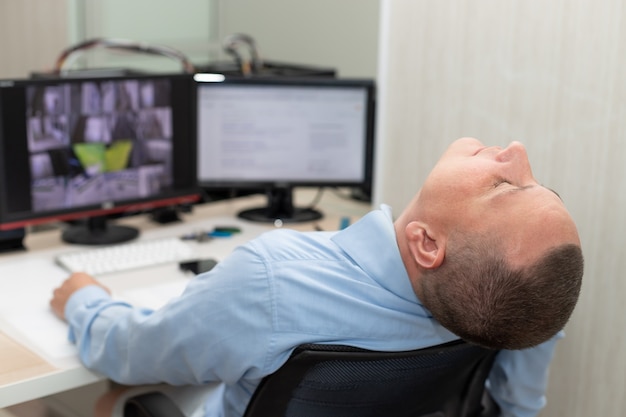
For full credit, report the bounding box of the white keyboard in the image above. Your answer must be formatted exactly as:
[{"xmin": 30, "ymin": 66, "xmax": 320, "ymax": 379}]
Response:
[{"xmin": 55, "ymin": 237, "xmax": 197, "ymax": 276}]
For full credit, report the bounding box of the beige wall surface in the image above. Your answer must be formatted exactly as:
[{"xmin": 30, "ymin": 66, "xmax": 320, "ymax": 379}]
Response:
[
  {"xmin": 215, "ymin": 0, "xmax": 380, "ymax": 79},
  {"xmin": 0, "ymin": 0, "xmax": 70, "ymax": 78},
  {"xmin": 81, "ymin": 0, "xmax": 214, "ymax": 72},
  {"xmin": 0, "ymin": 0, "xmax": 214, "ymax": 78},
  {"xmin": 375, "ymin": 1, "xmax": 625, "ymax": 416},
  {"xmin": 0, "ymin": 0, "xmax": 377, "ymax": 79}
]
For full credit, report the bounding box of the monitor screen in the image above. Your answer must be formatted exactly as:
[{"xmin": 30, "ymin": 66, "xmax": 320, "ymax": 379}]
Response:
[
  {"xmin": 195, "ymin": 75, "xmax": 376, "ymax": 223},
  {"xmin": 0, "ymin": 73, "xmax": 199, "ymax": 245}
]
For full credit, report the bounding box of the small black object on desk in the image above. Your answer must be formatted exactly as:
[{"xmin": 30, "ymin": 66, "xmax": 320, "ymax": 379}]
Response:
[{"xmin": 0, "ymin": 228, "xmax": 26, "ymax": 253}]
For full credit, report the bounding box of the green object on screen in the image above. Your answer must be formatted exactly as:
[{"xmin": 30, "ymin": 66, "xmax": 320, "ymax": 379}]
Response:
[
  {"xmin": 73, "ymin": 143, "xmax": 105, "ymax": 173},
  {"xmin": 105, "ymin": 140, "xmax": 133, "ymax": 172}
]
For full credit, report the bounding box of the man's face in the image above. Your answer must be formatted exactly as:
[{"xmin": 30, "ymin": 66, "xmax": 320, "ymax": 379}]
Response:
[{"xmin": 416, "ymin": 137, "xmax": 580, "ymax": 266}]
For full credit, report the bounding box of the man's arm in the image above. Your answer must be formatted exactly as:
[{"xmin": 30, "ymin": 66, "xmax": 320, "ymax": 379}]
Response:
[
  {"xmin": 49, "ymin": 244, "xmax": 276, "ymax": 386},
  {"xmin": 486, "ymin": 331, "xmax": 563, "ymax": 417}
]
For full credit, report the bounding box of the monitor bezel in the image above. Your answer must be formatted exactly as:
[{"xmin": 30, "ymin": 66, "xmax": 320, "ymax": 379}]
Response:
[{"xmin": 0, "ymin": 72, "xmax": 200, "ymax": 233}]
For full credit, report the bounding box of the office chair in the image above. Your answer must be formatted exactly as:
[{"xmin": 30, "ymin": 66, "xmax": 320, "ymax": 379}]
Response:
[{"xmin": 123, "ymin": 339, "xmax": 501, "ymax": 417}]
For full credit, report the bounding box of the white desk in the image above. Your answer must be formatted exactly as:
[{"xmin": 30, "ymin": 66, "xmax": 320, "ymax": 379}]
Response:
[{"xmin": 0, "ymin": 189, "xmax": 371, "ymax": 408}]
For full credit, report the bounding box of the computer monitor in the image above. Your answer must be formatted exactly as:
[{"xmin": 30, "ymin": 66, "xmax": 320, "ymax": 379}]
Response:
[
  {"xmin": 0, "ymin": 73, "xmax": 199, "ymax": 246},
  {"xmin": 195, "ymin": 75, "xmax": 376, "ymax": 223}
]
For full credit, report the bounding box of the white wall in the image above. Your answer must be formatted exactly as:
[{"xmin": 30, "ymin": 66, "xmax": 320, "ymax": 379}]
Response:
[
  {"xmin": 375, "ymin": 1, "xmax": 625, "ymax": 416},
  {"xmin": 0, "ymin": 1, "xmax": 379, "ymax": 80},
  {"xmin": 0, "ymin": 0, "xmax": 215, "ymax": 78},
  {"xmin": 215, "ymin": 0, "xmax": 379, "ymax": 79},
  {"xmin": 81, "ymin": 0, "xmax": 215, "ymax": 73},
  {"xmin": 0, "ymin": 0, "xmax": 71, "ymax": 78}
]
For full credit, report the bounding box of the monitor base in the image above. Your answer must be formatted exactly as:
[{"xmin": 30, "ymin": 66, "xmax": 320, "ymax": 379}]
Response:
[
  {"xmin": 62, "ymin": 216, "xmax": 139, "ymax": 245},
  {"xmin": 237, "ymin": 187, "xmax": 323, "ymax": 224},
  {"xmin": 238, "ymin": 207, "xmax": 322, "ymax": 224}
]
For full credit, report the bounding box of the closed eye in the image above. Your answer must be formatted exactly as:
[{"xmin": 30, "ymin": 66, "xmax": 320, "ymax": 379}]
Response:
[{"xmin": 494, "ymin": 178, "xmax": 511, "ymax": 187}]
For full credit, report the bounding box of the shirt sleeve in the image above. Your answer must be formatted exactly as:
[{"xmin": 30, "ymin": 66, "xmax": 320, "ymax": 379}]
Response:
[
  {"xmin": 64, "ymin": 243, "xmax": 276, "ymax": 386},
  {"xmin": 486, "ymin": 330, "xmax": 564, "ymax": 417}
]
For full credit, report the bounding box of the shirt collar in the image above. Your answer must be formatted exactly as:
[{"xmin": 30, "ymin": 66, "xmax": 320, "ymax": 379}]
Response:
[{"xmin": 331, "ymin": 205, "xmax": 419, "ymax": 304}]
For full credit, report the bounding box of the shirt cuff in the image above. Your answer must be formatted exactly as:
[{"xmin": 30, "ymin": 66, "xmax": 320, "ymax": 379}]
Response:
[{"xmin": 65, "ymin": 285, "xmax": 112, "ymax": 343}]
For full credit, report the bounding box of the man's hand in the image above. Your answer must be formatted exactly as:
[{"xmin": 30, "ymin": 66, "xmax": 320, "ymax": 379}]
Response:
[{"xmin": 50, "ymin": 272, "xmax": 110, "ymax": 320}]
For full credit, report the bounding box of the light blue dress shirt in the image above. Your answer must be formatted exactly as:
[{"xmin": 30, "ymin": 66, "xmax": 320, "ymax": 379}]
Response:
[{"xmin": 65, "ymin": 206, "xmax": 561, "ymax": 417}]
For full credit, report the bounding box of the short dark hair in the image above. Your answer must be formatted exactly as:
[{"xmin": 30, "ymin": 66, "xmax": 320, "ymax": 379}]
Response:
[{"xmin": 419, "ymin": 234, "xmax": 584, "ymax": 350}]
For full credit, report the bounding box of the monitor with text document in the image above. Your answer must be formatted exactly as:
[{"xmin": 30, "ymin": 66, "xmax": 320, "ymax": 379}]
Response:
[
  {"xmin": 195, "ymin": 75, "xmax": 376, "ymax": 223},
  {"xmin": 0, "ymin": 73, "xmax": 199, "ymax": 246}
]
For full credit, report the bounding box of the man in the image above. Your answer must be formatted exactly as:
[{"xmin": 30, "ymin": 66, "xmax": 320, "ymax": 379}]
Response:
[{"xmin": 51, "ymin": 137, "xmax": 584, "ymax": 417}]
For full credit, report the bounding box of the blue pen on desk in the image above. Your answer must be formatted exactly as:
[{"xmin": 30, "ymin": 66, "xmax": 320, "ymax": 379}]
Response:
[
  {"xmin": 207, "ymin": 230, "xmax": 233, "ymax": 238},
  {"xmin": 208, "ymin": 226, "xmax": 241, "ymax": 237},
  {"xmin": 181, "ymin": 226, "xmax": 241, "ymax": 241}
]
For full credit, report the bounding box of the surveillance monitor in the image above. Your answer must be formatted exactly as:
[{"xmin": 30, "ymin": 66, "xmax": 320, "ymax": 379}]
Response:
[{"xmin": 0, "ymin": 73, "xmax": 199, "ymax": 246}]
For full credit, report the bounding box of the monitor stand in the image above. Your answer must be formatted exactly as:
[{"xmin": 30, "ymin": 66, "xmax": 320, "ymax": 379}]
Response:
[
  {"xmin": 62, "ymin": 215, "xmax": 139, "ymax": 245},
  {"xmin": 237, "ymin": 187, "xmax": 322, "ymax": 224}
]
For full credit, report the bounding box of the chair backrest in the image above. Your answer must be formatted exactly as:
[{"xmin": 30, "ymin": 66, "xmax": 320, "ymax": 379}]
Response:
[{"xmin": 243, "ymin": 339, "xmax": 500, "ymax": 417}]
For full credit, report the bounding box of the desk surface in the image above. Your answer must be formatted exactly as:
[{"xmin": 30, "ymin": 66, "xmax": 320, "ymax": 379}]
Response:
[{"xmin": 0, "ymin": 189, "xmax": 371, "ymax": 407}]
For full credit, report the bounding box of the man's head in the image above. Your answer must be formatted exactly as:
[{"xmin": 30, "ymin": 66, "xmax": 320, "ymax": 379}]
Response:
[{"xmin": 395, "ymin": 137, "xmax": 584, "ymax": 350}]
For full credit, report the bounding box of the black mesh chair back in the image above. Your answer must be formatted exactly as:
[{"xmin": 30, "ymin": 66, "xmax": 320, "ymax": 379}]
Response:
[
  {"xmin": 243, "ymin": 340, "xmax": 499, "ymax": 417},
  {"xmin": 123, "ymin": 340, "xmax": 500, "ymax": 417}
]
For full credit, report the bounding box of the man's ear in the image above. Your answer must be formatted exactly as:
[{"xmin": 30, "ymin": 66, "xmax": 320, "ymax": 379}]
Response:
[{"xmin": 405, "ymin": 221, "xmax": 445, "ymax": 269}]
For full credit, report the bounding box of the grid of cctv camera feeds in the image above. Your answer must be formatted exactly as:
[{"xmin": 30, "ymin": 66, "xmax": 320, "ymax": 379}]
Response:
[{"xmin": 26, "ymin": 78, "xmax": 174, "ymax": 212}]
